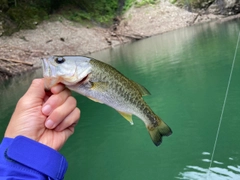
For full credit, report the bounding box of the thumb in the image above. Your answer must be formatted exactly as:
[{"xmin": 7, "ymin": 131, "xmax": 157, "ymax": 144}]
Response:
[{"xmin": 24, "ymin": 79, "xmax": 46, "ymax": 100}]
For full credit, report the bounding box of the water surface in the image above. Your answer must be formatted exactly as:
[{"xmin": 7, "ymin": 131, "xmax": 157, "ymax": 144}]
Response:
[{"xmin": 0, "ymin": 19, "xmax": 240, "ymax": 180}]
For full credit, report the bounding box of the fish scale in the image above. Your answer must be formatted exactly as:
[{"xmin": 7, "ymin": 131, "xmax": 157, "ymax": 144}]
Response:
[{"xmin": 42, "ymin": 55, "xmax": 172, "ymax": 146}]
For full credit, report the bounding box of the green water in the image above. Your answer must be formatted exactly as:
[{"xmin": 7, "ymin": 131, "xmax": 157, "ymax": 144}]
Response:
[{"xmin": 0, "ymin": 19, "xmax": 240, "ymax": 179}]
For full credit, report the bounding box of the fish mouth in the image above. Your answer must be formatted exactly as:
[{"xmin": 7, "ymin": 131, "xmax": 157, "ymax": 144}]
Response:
[
  {"xmin": 41, "ymin": 58, "xmax": 51, "ymax": 77},
  {"xmin": 78, "ymin": 74, "xmax": 89, "ymax": 84},
  {"xmin": 41, "ymin": 56, "xmax": 91, "ymax": 88},
  {"xmin": 41, "ymin": 57, "xmax": 60, "ymax": 89},
  {"xmin": 68, "ymin": 73, "xmax": 90, "ymax": 87}
]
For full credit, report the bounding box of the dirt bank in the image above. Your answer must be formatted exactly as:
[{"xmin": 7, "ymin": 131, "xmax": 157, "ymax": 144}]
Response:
[{"xmin": 0, "ymin": 1, "xmax": 239, "ymax": 81}]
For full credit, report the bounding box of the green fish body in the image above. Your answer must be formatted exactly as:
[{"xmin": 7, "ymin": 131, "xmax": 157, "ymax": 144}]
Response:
[{"xmin": 42, "ymin": 56, "xmax": 172, "ymax": 146}]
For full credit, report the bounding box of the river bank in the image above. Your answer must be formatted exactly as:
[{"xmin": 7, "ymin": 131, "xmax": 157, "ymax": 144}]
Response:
[{"xmin": 0, "ymin": 1, "xmax": 239, "ymax": 81}]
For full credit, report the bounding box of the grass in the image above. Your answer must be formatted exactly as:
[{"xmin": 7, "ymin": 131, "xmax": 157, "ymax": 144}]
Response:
[{"xmin": 135, "ymin": 0, "xmax": 160, "ymax": 7}]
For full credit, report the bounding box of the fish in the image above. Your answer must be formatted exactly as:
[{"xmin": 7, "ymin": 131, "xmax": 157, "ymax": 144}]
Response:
[{"xmin": 41, "ymin": 56, "xmax": 172, "ymax": 146}]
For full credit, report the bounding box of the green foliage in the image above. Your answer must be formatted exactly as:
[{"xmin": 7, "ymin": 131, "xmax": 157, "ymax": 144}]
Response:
[
  {"xmin": 123, "ymin": 0, "xmax": 135, "ymax": 12},
  {"xmin": 0, "ymin": 0, "xmax": 9, "ymax": 10},
  {"xmin": 1, "ymin": 0, "xmax": 141, "ymax": 34},
  {"xmin": 7, "ymin": 5, "xmax": 48, "ymax": 29},
  {"xmin": 60, "ymin": 0, "xmax": 119, "ymax": 25},
  {"xmin": 60, "ymin": 6, "xmax": 91, "ymax": 23},
  {"xmin": 173, "ymin": 0, "xmax": 212, "ymax": 9},
  {"xmin": 169, "ymin": 0, "xmax": 177, "ymax": 4},
  {"xmin": 135, "ymin": 0, "xmax": 159, "ymax": 7}
]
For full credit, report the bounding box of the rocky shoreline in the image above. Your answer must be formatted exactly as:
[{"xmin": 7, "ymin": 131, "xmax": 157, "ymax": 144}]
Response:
[{"xmin": 0, "ymin": 1, "xmax": 239, "ymax": 81}]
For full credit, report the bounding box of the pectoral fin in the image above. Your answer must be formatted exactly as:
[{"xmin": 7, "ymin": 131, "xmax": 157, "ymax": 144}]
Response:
[
  {"xmin": 90, "ymin": 81, "xmax": 108, "ymax": 92},
  {"xmin": 118, "ymin": 111, "xmax": 134, "ymax": 125}
]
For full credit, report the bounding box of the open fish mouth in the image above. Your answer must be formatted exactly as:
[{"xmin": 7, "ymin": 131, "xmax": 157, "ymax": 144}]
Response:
[
  {"xmin": 78, "ymin": 74, "xmax": 89, "ymax": 84},
  {"xmin": 67, "ymin": 73, "xmax": 90, "ymax": 88}
]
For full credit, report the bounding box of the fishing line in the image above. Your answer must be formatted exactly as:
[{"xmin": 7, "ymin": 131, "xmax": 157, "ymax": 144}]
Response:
[{"xmin": 207, "ymin": 31, "xmax": 240, "ymax": 178}]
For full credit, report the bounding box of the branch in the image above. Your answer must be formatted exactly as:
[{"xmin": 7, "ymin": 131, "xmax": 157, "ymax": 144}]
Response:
[
  {"xmin": 0, "ymin": 45, "xmax": 45, "ymax": 54},
  {"xmin": 0, "ymin": 58, "xmax": 33, "ymax": 66},
  {"xmin": 116, "ymin": 33, "xmax": 150, "ymax": 40}
]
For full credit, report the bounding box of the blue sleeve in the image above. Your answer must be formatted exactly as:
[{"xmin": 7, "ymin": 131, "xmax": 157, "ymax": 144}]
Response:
[{"xmin": 0, "ymin": 136, "xmax": 68, "ymax": 180}]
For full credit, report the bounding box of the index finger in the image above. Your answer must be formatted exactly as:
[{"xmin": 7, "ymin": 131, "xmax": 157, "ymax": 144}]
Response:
[
  {"xmin": 42, "ymin": 88, "xmax": 71, "ymax": 116},
  {"xmin": 50, "ymin": 83, "xmax": 66, "ymax": 94}
]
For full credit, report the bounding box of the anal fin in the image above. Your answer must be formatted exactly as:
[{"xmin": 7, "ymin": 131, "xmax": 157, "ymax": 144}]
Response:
[{"xmin": 118, "ymin": 111, "xmax": 134, "ymax": 125}]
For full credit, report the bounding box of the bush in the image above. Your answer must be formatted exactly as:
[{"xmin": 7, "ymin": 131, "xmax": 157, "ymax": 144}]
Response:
[{"xmin": 7, "ymin": 5, "xmax": 48, "ymax": 29}]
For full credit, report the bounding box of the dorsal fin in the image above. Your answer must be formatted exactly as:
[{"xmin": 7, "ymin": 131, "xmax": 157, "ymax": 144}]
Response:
[{"xmin": 131, "ymin": 80, "xmax": 151, "ymax": 96}]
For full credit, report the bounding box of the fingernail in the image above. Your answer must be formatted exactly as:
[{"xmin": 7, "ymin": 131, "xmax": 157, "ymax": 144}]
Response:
[
  {"xmin": 45, "ymin": 119, "xmax": 55, "ymax": 129},
  {"xmin": 42, "ymin": 105, "xmax": 51, "ymax": 115}
]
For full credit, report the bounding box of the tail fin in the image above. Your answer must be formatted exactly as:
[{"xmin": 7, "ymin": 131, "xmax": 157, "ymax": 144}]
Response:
[{"xmin": 147, "ymin": 117, "xmax": 172, "ymax": 146}]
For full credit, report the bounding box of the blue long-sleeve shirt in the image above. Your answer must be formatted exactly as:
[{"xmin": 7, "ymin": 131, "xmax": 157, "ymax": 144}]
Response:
[{"xmin": 0, "ymin": 136, "xmax": 68, "ymax": 180}]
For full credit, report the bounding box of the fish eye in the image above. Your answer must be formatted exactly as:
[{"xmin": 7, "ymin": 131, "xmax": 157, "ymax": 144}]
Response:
[{"xmin": 55, "ymin": 57, "xmax": 65, "ymax": 64}]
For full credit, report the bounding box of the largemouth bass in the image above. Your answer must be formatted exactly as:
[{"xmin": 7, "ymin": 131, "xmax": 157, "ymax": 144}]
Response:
[{"xmin": 42, "ymin": 56, "xmax": 172, "ymax": 146}]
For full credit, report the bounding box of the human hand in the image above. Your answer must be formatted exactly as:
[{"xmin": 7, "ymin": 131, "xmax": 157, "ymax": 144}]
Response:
[{"xmin": 4, "ymin": 78, "xmax": 80, "ymax": 151}]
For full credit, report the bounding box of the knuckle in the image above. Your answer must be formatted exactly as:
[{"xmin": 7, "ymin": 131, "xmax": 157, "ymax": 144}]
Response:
[
  {"xmin": 17, "ymin": 97, "xmax": 26, "ymax": 107},
  {"xmin": 32, "ymin": 78, "xmax": 41, "ymax": 84},
  {"xmin": 48, "ymin": 94, "xmax": 63, "ymax": 107},
  {"xmin": 51, "ymin": 109, "xmax": 64, "ymax": 123},
  {"xmin": 31, "ymin": 79, "xmax": 43, "ymax": 87},
  {"xmin": 68, "ymin": 96, "xmax": 77, "ymax": 106}
]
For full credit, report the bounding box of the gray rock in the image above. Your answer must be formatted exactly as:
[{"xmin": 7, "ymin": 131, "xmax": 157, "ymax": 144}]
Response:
[
  {"xmin": 225, "ymin": 0, "xmax": 237, "ymax": 8},
  {"xmin": 207, "ymin": 0, "xmax": 240, "ymax": 15}
]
